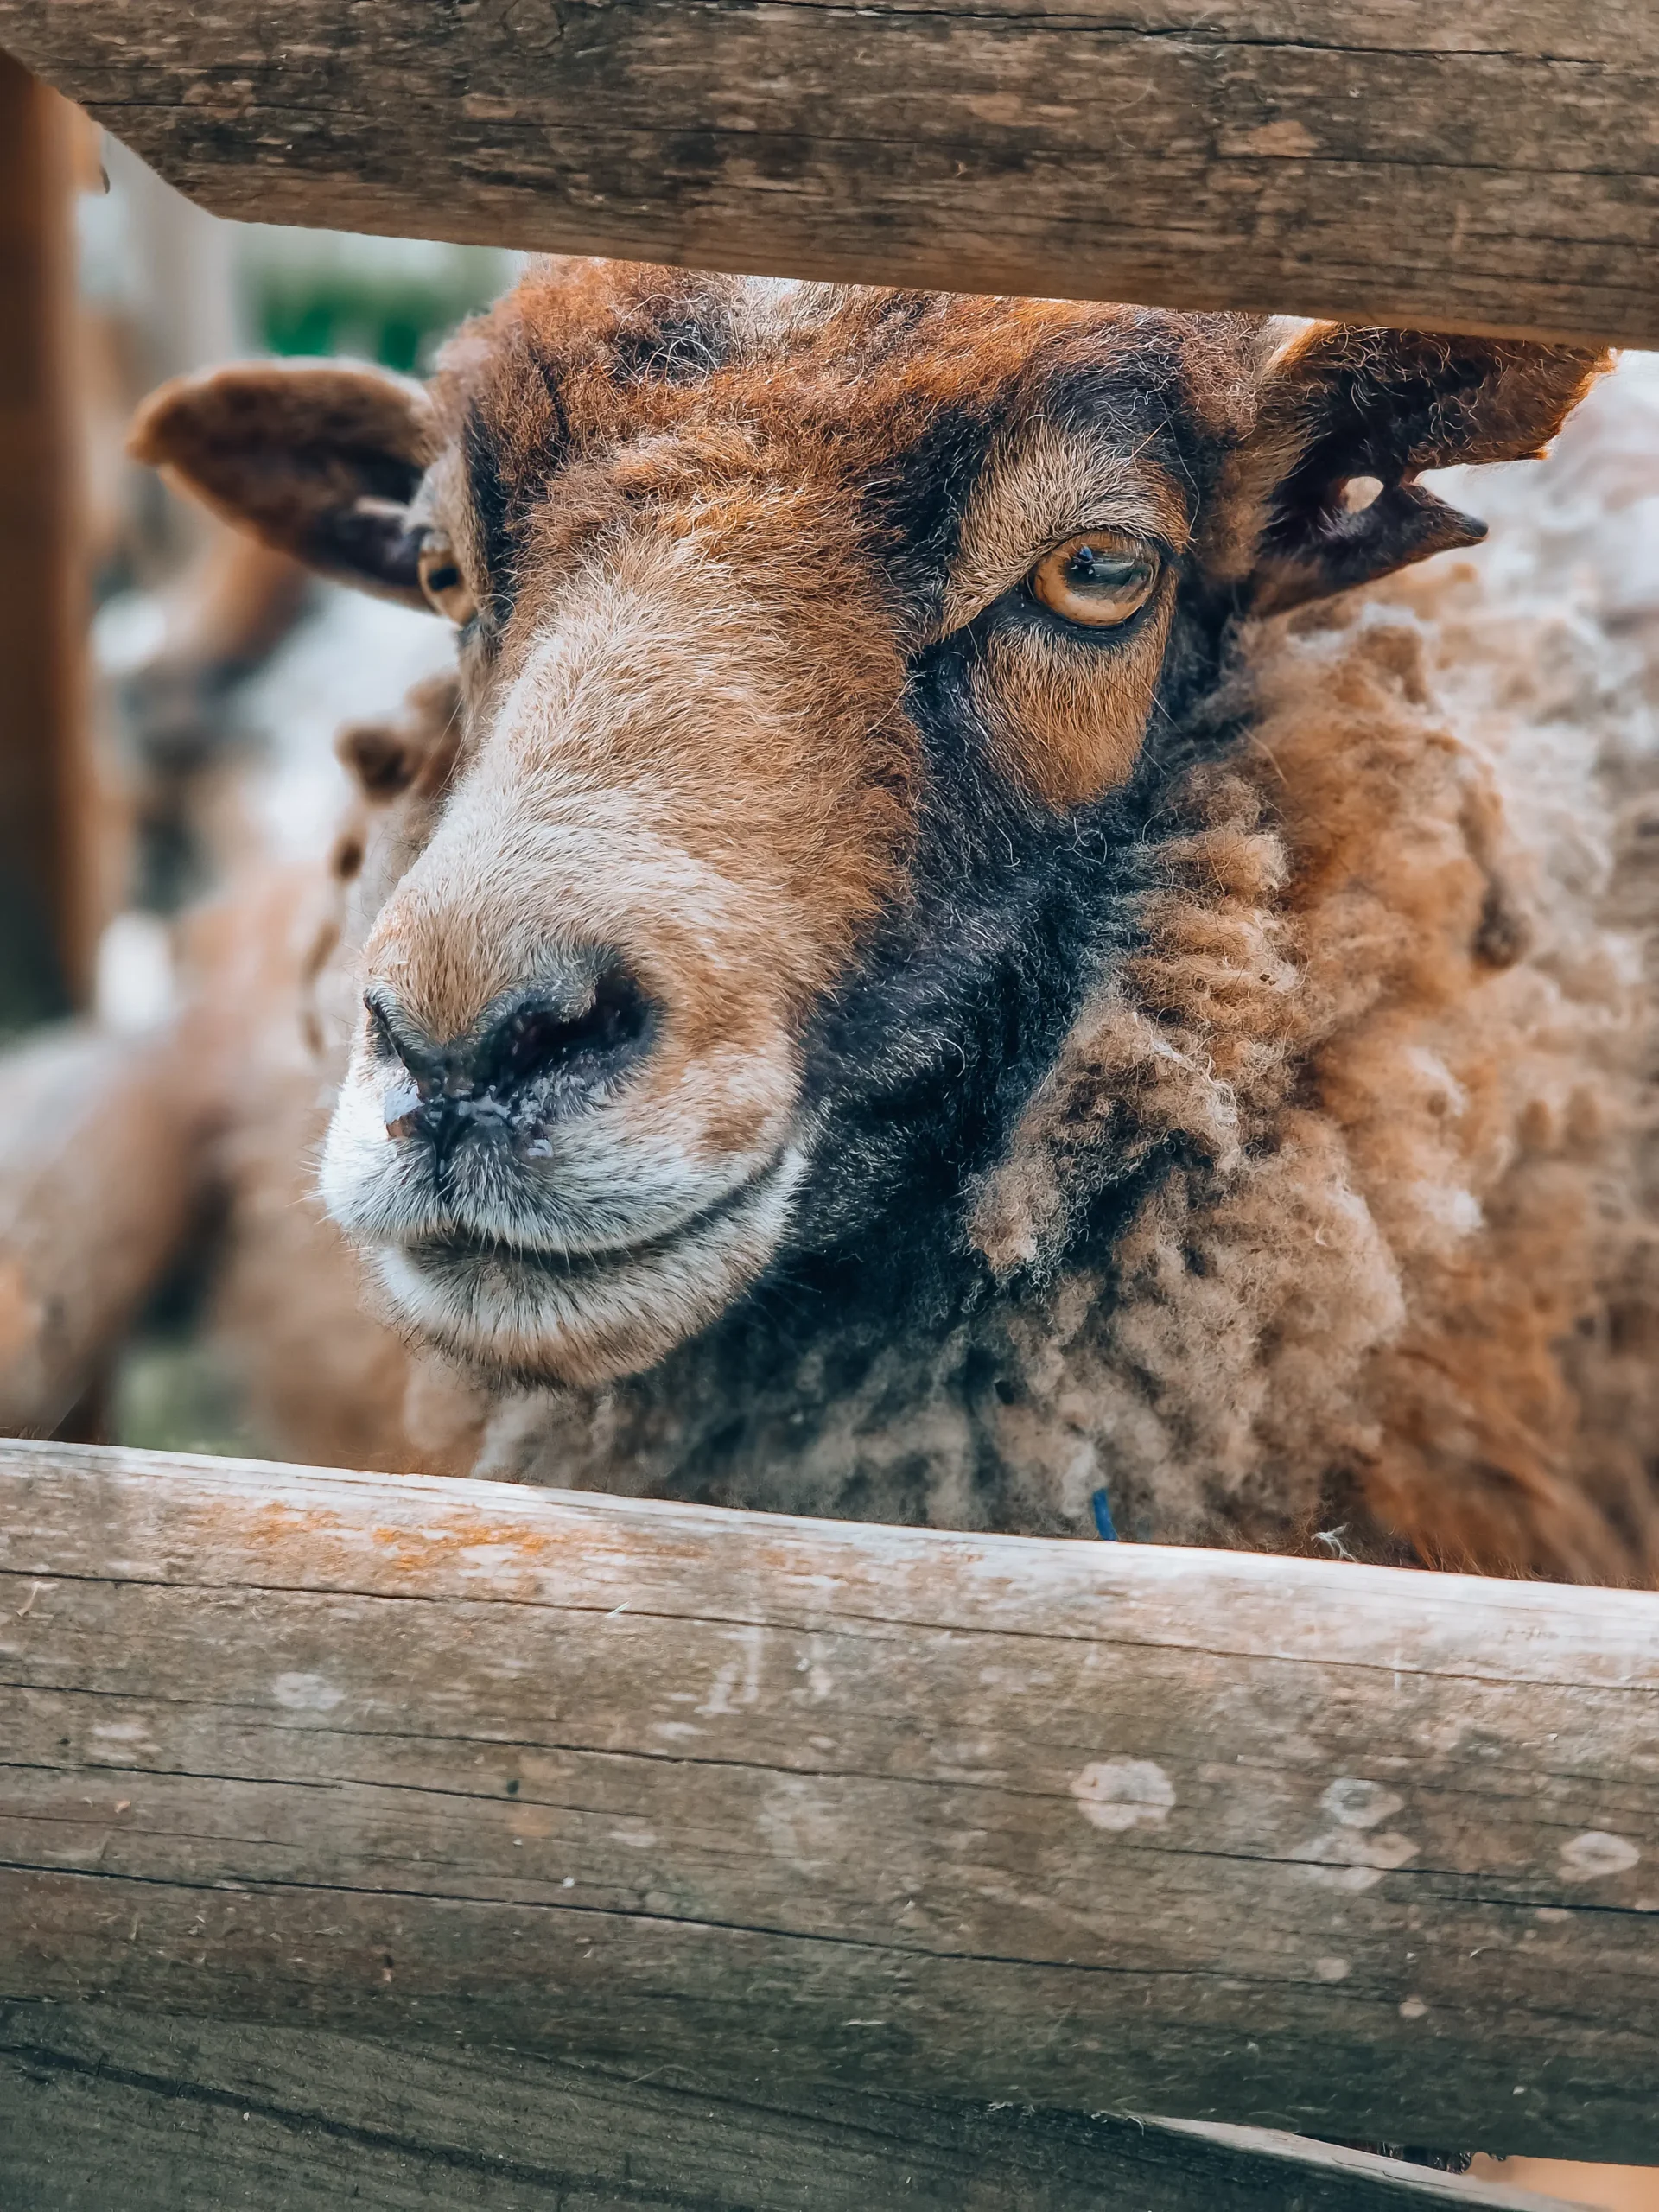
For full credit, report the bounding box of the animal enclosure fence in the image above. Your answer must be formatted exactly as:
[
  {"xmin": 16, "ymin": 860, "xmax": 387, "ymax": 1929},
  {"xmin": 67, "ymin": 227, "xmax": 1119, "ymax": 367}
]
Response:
[{"xmin": 2, "ymin": 3, "xmax": 1658, "ymax": 2202}]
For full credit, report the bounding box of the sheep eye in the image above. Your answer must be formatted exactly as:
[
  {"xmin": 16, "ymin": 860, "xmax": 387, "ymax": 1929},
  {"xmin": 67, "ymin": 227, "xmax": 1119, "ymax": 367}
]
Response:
[
  {"xmin": 417, "ymin": 531, "xmax": 477, "ymax": 626},
  {"xmin": 1030, "ymin": 533, "xmax": 1160, "ymax": 629}
]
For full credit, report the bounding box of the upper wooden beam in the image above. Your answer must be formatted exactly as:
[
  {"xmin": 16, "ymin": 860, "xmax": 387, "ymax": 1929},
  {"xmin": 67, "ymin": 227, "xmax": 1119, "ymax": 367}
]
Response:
[
  {"xmin": 3, "ymin": 1439, "xmax": 1656, "ymax": 2161},
  {"xmin": 1, "ymin": 3, "xmax": 1657, "ymax": 346}
]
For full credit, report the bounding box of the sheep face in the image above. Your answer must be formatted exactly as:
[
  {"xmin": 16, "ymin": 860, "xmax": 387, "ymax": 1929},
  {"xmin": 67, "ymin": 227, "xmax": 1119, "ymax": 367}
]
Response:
[{"xmin": 132, "ymin": 266, "xmax": 1601, "ymax": 1386}]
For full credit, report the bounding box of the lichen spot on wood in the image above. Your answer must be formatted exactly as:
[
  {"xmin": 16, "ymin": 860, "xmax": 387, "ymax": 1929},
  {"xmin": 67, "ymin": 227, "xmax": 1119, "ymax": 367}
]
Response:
[
  {"xmin": 1319, "ymin": 1777, "xmax": 1405, "ymax": 1830},
  {"xmin": 1070, "ymin": 1758, "xmax": 1174, "ymax": 1832},
  {"xmin": 1558, "ymin": 1830, "xmax": 1641, "ymax": 1884},
  {"xmin": 1292, "ymin": 1786, "xmax": 1420, "ymax": 1891}
]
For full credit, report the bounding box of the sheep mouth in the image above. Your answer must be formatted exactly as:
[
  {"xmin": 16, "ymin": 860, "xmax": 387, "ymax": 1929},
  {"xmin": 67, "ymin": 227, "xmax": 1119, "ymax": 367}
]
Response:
[
  {"xmin": 404, "ymin": 1152, "xmax": 793, "ymax": 1286},
  {"xmin": 375, "ymin": 1148, "xmax": 804, "ymax": 1382}
]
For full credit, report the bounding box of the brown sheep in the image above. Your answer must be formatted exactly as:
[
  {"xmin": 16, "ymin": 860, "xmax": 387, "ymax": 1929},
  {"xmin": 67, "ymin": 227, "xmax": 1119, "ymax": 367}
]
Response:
[{"xmin": 138, "ymin": 260, "xmax": 1659, "ymax": 1584}]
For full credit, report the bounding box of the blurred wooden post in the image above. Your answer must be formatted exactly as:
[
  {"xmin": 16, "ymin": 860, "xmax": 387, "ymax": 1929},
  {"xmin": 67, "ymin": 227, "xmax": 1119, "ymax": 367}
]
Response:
[{"xmin": 0, "ymin": 51, "xmax": 92, "ymax": 1033}]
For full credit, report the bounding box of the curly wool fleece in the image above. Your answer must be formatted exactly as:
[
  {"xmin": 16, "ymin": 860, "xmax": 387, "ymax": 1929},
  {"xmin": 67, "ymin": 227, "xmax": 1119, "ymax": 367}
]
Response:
[{"xmin": 967, "ymin": 573, "xmax": 1657, "ymax": 1580}]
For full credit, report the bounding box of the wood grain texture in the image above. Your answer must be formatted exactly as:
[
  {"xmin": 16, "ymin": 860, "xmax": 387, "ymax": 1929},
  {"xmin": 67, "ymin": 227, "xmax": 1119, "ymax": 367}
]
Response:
[
  {"xmin": 3, "ymin": 3, "xmax": 1658, "ymax": 345},
  {"xmin": 2, "ymin": 1440, "xmax": 1656, "ymax": 2161},
  {"xmin": 0, "ymin": 2003, "xmax": 1585, "ymax": 2212},
  {"xmin": 0, "ymin": 1027, "xmax": 208, "ymax": 1435}
]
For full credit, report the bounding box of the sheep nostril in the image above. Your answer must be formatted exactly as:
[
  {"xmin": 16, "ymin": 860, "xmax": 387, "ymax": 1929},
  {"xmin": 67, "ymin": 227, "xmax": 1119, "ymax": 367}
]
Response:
[
  {"xmin": 484, "ymin": 966, "xmax": 655, "ymax": 1100},
  {"xmin": 368, "ymin": 963, "xmax": 655, "ymax": 1156},
  {"xmin": 365, "ymin": 989, "xmax": 435, "ymax": 1083}
]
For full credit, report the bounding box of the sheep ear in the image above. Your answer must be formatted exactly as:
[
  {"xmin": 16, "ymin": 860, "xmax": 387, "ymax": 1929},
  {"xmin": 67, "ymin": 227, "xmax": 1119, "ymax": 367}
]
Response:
[
  {"xmin": 1249, "ymin": 326, "xmax": 1608, "ymax": 616},
  {"xmin": 129, "ymin": 361, "xmax": 440, "ymax": 609},
  {"xmin": 335, "ymin": 673, "xmax": 464, "ymax": 802}
]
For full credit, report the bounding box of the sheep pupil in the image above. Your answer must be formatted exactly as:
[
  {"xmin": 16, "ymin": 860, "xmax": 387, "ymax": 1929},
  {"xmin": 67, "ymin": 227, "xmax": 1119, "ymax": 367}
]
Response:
[{"xmin": 1071, "ymin": 544, "xmax": 1143, "ymax": 590}]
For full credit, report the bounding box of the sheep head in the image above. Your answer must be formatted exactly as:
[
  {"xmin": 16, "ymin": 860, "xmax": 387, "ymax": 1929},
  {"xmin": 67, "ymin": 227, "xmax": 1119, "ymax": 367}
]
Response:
[{"xmin": 131, "ymin": 264, "xmax": 1603, "ymax": 1387}]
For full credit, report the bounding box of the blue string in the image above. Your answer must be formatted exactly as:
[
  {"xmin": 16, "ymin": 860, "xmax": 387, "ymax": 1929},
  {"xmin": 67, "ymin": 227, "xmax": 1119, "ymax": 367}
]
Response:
[{"xmin": 1091, "ymin": 1487, "xmax": 1118, "ymax": 1541}]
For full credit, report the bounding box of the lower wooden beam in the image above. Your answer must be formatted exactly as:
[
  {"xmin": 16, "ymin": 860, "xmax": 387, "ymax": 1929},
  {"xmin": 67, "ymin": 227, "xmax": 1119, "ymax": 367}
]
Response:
[
  {"xmin": 3, "ymin": 1441, "xmax": 1656, "ymax": 2161},
  {"xmin": 0, "ymin": 2003, "xmax": 1578, "ymax": 2211}
]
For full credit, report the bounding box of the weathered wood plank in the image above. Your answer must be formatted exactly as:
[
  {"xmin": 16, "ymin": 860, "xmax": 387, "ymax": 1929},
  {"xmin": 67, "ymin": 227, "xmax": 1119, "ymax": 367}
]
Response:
[
  {"xmin": 2, "ymin": 1440, "xmax": 1655, "ymax": 2160},
  {"xmin": 2, "ymin": 3, "xmax": 1658, "ymax": 346},
  {"xmin": 0, "ymin": 1027, "xmax": 211, "ymax": 1436},
  {"xmin": 0, "ymin": 52, "xmax": 92, "ymax": 1033},
  {"xmin": 0, "ymin": 2002, "xmax": 1584, "ymax": 2212}
]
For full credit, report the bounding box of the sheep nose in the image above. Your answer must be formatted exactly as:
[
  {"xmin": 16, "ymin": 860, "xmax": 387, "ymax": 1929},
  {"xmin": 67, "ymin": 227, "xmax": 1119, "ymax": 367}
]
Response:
[{"xmin": 369, "ymin": 963, "xmax": 655, "ymax": 1150}]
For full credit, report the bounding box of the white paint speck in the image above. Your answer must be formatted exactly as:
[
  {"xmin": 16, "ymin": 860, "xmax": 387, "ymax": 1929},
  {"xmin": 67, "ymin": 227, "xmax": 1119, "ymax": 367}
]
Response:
[
  {"xmin": 1558, "ymin": 1831, "xmax": 1640, "ymax": 1884},
  {"xmin": 1071, "ymin": 1760, "xmax": 1175, "ymax": 1833},
  {"xmin": 1313, "ymin": 1957, "xmax": 1351, "ymax": 1982},
  {"xmin": 272, "ymin": 1673, "xmax": 345, "ymax": 1713},
  {"xmin": 1399, "ymin": 1996, "xmax": 1428, "ymax": 2020},
  {"xmin": 1321, "ymin": 1778, "xmax": 1405, "ymax": 1831}
]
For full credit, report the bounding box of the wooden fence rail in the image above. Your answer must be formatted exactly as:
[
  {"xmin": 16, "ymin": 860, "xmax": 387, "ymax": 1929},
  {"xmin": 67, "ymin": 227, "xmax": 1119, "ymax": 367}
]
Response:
[
  {"xmin": 3, "ymin": 1437, "xmax": 1656, "ymax": 2181},
  {"xmin": 2, "ymin": 3, "xmax": 1658, "ymax": 347}
]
